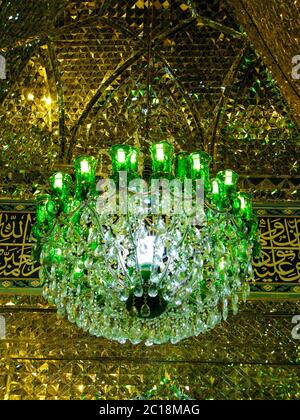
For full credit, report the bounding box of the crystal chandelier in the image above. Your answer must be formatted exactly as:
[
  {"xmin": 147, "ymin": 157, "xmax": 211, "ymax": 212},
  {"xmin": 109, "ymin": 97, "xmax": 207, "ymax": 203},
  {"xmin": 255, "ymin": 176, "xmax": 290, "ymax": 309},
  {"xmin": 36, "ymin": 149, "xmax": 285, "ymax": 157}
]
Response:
[{"xmin": 33, "ymin": 142, "xmax": 260, "ymax": 345}]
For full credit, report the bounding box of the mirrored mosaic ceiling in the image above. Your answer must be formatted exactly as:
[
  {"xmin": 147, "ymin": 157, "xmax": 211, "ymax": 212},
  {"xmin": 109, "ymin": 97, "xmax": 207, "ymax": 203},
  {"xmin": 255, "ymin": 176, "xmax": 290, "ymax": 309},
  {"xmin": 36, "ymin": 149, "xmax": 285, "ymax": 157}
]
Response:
[
  {"xmin": 1, "ymin": 296, "xmax": 300, "ymax": 400},
  {"xmin": 0, "ymin": 0, "xmax": 299, "ymax": 200},
  {"xmin": 228, "ymin": 0, "xmax": 300, "ymax": 122}
]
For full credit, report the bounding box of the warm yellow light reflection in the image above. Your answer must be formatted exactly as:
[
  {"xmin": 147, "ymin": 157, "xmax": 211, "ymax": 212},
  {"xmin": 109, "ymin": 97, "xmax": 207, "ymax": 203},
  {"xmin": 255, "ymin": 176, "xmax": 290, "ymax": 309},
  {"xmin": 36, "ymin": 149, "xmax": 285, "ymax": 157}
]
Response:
[{"xmin": 42, "ymin": 96, "xmax": 52, "ymax": 106}]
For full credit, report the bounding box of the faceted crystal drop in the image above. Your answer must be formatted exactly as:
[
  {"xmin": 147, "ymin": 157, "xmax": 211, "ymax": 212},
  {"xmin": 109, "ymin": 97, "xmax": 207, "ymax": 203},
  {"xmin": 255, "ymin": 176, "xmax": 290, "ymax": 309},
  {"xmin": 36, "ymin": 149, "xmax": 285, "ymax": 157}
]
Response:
[
  {"xmin": 120, "ymin": 289, "xmax": 130, "ymax": 302},
  {"xmin": 140, "ymin": 304, "xmax": 151, "ymax": 318},
  {"xmin": 148, "ymin": 286, "xmax": 158, "ymax": 298},
  {"xmin": 134, "ymin": 285, "xmax": 143, "ymax": 298}
]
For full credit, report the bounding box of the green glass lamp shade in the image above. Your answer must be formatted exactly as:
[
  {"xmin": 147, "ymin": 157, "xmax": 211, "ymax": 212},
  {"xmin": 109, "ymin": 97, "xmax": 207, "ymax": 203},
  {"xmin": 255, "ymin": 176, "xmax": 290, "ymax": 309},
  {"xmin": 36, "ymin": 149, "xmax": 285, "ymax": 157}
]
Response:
[
  {"xmin": 74, "ymin": 156, "xmax": 97, "ymax": 186},
  {"xmin": 175, "ymin": 152, "xmax": 189, "ymax": 180},
  {"xmin": 49, "ymin": 246, "xmax": 63, "ymax": 265},
  {"xmin": 150, "ymin": 141, "xmax": 174, "ymax": 178},
  {"xmin": 36, "ymin": 194, "xmax": 52, "ymax": 225},
  {"xmin": 216, "ymin": 170, "xmax": 239, "ymax": 195},
  {"xmin": 110, "ymin": 145, "xmax": 138, "ymax": 178},
  {"xmin": 35, "ymin": 194, "xmax": 56, "ymax": 237},
  {"xmin": 74, "ymin": 156, "xmax": 97, "ymax": 200},
  {"xmin": 72, "ymin": 265, "xmax": 85, "ymax": 282},
  {"xmin": 189, "ymin": 151, "xmax": 212, "ymax": 189},
  {"xmin": 129, "ymin": 146, "xmax": 139, "ymax": 175},
  {"xmin": 210, "ymin": 178, "xmax": 224, "ymax": 206},
  {"xmin": 50, "ymin": 172, "xmax": 72, "ymax": 199},
  {"xmin": 46, "ymin": 198, "xmax": 57, "ymax": 217},
  {"xmin": 233, "ymin": 192, "xmax": 253, "ymax": 220}
]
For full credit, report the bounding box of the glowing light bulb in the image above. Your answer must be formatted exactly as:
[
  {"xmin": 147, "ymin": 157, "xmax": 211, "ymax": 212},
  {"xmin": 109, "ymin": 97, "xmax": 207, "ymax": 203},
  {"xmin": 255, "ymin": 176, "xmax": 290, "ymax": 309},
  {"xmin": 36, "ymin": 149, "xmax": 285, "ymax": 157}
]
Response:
[
  {"xmin": 117, "ymin": 150, "xmax": 126, "ymax": 164},
  {"xmin": 53, "ymin": 173, "xmax": 63, "ymax": 190},
  {"xmin": 225, "ymin": 170, "xmax": 234, "ymax": 185},
  {"xmin": 240, "ymin": 196, "xmax": 246, "ymax": 210},
  {"xmin": 80, "ymin": 160, "xmax": 90, "ymax": 174},
  {"xmin": 212, "ymin": 180, "xmax": 219, "ymax": 195},
  {"xmin": 137, "ymin": 236, "xmax": 165, "ymax": 266},
  {"xmin": 131, "ymin": 150, "xmax": 137, "ymax": 164},
  {"xmin": 156, "ymin": 145, "xmax": 165, "ymax": 161},
  {"xmin": 193, "ymin": 156, "xmax": 201, "ymax": 171},
  {"xmin": 219, "ymin": 259, "xmax": 226, "ymax": 271},
  {"xmin": 137, "ymin": 236, "xmax": 155, "ymax": 266}
]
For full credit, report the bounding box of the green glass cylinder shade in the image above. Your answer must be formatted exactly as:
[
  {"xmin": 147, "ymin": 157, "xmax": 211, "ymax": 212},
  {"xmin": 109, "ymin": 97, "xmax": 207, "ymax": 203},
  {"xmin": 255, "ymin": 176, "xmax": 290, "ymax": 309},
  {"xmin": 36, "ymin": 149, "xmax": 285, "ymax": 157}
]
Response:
[
  {"xmin": 74, "ymin": 156, "xmax": 97, "ymax": 185},
  {"xmin": 74, "ymin": 156, "xmax": 97, "ymax": 198},
  {"xmin": 36, "ymin": 194, "xmax": 51, "ymax": 225},
  {"xmin": 216, "ymin": 170, "xmax": 239, "ymax": 196},
  {"xmin": 50, "ymin": 172, "xmax": 72, "ymax": 212},
  {"xmin": 150, "ymin": 142, "xmax": 174, "ymax": 179},
  {"xmin": 175, "ymin": 152, "xmax": 189, "ymax": 180},
  {"xmin": 210, "ymin": 178, "xmax": 224, "ymax": 207},
  {"xmin": 49, "ymin": 246, "xmax": 63, "ymax": 265},
  {"xmin": 129, "ymin": 147, "xmax": 139, "ymax": 176},
  {"xmin": 110, "ymin": 145, "xmax": 139, "ymax": 180},
  {"xmin": 189, "ymin": 151, "xmax": 212, "ymax": 190},
  {"xmin": 72, "ymin": 265, "xmax": 85, "ymax": 284},
  {"xmin": 35, "ymin": 194, "xmax": 56, "ymax": 236},
  {"xmin": 50, "ymin": 172, "xmax": 72, "ymax": 199},
  {"xmin": 233, "ymin": 192, "xmax": 253, "ymax": 220}
]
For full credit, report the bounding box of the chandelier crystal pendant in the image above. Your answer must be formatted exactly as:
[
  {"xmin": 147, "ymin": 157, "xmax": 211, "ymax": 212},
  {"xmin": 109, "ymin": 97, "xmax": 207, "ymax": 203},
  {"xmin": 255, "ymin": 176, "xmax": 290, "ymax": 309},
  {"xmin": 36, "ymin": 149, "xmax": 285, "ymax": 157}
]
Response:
[{"xmin": 33, "ymin": 142, "xmax": 260, "ymax": 345}]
